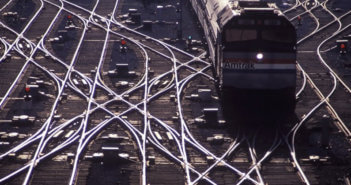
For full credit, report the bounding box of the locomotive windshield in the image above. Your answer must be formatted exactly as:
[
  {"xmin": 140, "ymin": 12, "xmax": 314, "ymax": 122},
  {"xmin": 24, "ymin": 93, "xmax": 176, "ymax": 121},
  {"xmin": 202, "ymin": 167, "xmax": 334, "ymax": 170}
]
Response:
[
  {"xmin": 222, "ymin": 17, "xmax": 296, "ymax": 52},
  {"xmin": 225, "ymin": 29, "xmax": 257, "ymax": 42},
  {"xmin": 261, "ymin": 29, "xmax": 295, "ymax": 43}
]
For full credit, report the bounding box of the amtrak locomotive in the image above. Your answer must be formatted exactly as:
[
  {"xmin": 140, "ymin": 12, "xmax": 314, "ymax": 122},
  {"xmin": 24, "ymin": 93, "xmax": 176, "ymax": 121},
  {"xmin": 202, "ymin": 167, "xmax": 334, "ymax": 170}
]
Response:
[{"xmin": 190, "ymin": 0, "xmax": 297, "ymax": 113}]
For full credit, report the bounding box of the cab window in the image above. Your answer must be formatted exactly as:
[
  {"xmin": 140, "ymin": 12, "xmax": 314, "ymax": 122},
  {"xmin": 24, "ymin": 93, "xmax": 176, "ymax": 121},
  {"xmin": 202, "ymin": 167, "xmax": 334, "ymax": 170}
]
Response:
[
  {"xmin": 261, "ymin": 29, "xmax": 295, "ymax": 43},
  {"xmin": 225, "ymin": 29, "xmax": 257, "ymax": 42}
]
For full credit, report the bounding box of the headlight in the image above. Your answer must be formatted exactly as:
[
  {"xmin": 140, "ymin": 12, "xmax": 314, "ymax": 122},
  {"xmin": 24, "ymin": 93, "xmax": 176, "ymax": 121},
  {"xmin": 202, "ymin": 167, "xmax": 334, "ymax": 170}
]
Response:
[{"xmin": 256, "ymin": 53, "xmax": 263, "ymax": 60}]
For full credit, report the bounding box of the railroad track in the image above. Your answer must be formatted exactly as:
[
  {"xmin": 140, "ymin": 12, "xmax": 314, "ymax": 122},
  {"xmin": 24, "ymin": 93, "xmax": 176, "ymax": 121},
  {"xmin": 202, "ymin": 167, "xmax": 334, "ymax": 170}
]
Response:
[
  {"xmin": 0, "ymin": 0, "xmax": 350, "ymax": 185},
  {"xmin": 289, "ymin": 0, "xmax": 351, "ymax": 137}
]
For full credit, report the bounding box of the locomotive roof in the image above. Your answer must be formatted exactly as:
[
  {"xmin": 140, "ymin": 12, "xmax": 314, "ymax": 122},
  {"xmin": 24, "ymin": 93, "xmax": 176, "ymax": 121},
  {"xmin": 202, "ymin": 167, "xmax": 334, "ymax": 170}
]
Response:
[
  {"xmin": 216, "ymin": 0, "xmax": 282, "ymax": 27},
  {"xmin": 231, "ymin": 1, "xmax": 282, "ymax": 15},
  {"xmin": 193, "ymin": 0, "xmax": 285, "ymax": 45}
]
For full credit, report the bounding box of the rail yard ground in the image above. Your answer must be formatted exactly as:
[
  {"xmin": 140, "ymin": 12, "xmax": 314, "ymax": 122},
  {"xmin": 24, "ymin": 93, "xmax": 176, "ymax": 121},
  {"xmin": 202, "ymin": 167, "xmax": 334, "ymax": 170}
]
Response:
[{"xmin": 0, "ymin": 0, "xmax": 351, "ymax": 184}]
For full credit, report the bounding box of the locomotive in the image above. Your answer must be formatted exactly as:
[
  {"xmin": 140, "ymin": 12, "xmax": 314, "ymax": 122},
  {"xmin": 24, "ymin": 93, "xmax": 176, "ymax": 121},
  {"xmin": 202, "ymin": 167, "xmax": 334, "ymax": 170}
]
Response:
[{"xmin": 190, "ymin": 0, "xmax": 297, "ymax": 117}]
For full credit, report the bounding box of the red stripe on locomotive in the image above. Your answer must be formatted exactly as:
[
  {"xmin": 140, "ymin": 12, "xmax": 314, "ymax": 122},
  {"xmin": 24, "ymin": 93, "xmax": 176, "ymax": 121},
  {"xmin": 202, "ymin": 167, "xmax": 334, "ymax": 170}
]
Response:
[{"xmin": 223, "ymin": 58, "xmax": 295, "ymax": 64}]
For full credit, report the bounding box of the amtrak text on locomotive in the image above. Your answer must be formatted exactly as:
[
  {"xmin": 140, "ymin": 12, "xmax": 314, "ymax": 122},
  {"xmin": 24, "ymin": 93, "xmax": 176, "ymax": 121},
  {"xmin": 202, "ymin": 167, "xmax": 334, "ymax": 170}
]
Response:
[{"xmin": 223, "ymin": 63, "xmax": 255, "ymax": 70}]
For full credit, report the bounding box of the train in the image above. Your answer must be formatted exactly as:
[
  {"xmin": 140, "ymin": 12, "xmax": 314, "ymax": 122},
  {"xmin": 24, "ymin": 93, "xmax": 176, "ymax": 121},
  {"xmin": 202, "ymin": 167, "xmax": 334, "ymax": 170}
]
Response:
[{"xmin": 189, "ymin": 0, "xmax": 297, "ymax": 119}]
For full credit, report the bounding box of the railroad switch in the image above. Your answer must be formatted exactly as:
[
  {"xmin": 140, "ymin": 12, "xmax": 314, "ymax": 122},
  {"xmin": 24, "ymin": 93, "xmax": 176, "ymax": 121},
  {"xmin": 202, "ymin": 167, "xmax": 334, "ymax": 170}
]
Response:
[
  {"xmin": 130, "ymin": 13, "xmax": 141, "ymax": 24},
  {"xmin": 198, "ymin": 89, "xmax": 212, "ymax": 101},
  {"xmin": 107, "ymin": 70, "xmax": 116, "ymax": 77},
  {"xmin": 0, "ymin": 133, "xmax": 9, "ymax": 140},
  {"xmin": 61, "ymin": 93, "xmax": 68, "ymax": 101},
  {"xmin": 194, "ymin": 117, "xmax": 205, "ymax": 125},
  {"xmin": 17, "ymin": 154, "xmax": 32, "ymax": 161},
  {"xmin": 66, "ymin": 153, "xmax": 75, "ymax": 161},
  {"xmin": 44, "ymin": 53, "xmax": 50, "ymax": 59},
  {"xmin": 115, "ymin": 81, "xmax": 134, "ymax": 88},
  {"xmin": 116, "ymin": 63, "xmax": 129, "ymax": 76},
  {"xmin": 118, "ymin": 153, "xmax": 130, "ymax": 162},
  {"xmin": 172, "ymin": 116, "xmax": 179, "ymax": 122},
  {"xmin": 120, "ymin": 13, "xmax": 129, "ymax": 21},
  {"xmin": 148, "ymin": 68, "xmax": 155, "ymax": 76},
  {"xmin": 25, "ymin": 84, "xmax": 38, "ymax": 92},
  {"xmin": 203, "ymin": 108, "xmax": 219, "ymax": 126},
  {"xmin": 336, "ymin": 40, "xmax": 348, "ymax": 54},
  {"xmin": 206, "ymin": 156, "xmax": 215, "ymax": 164},
  {"xmin": 343, "ymin": 34, "xmax": 351, "ymax": 41},
  {"xmin": 92, "ymin": 152, "xmax": 103, "ymax": 162},
  {"xmin": 27, "ymin": 76, "xmax": 38, "ymax": 84},
  {"xmin": 102, "ymin": 146, "xmax": 121, "ymax": 163},
  {"xmin": 147, "ymin": 155, "xmax": 155, "ymax": 165},
  {"xmin": 159, "ymin": 80, "xmax": 169, "ymax": 88},
  {"xmin": 142, "ymin": 20, "xmax": 153, "ymax": 31},
  {"xmin": 5, "ymin": 132, "xmax": 27, "ymax": 140},
  {"xmin": 218, "ymin": 120, "xmax": 226, "ymax": 126},
  {"xmin": 49, "ymin": 36, "xmax": 64, "ymax": 43},
  {"xmin": 107, "ymin": 93, "xmax": 114, "ymax": 99},
  {"xmin": 154, "ymin": 131, "xmax": 162, "ymax": 141},
  {"xmin": 101, "ymin": 134, "xmax": 127, "ymax": 143},
  {"xmin": 58, "ymin": 30, "xmax": 68, "ymax": 41},
  {"xmin": 128, "ymin": 8, "xmax": 138, "ymax": 14},
  {"xmin": 91, "ymin": 67, "xmax": 97, "ymax": 76},
  {"xmin": 8, "ymin": 153, "xmax": 16, "ymax": 161},
  {"xmin": 188, "ymin": 93, "xmax": 199, "ymax": 100},
  {"xmin": 125, "ymin": 20, "xmax": 135, "ymax": 25},
  {"xmin": 3, "ymin": 54, "xmax": 11, "ymax": 62},
  {"xmin": 207, "ymin": 134, "xmax": 224, "ymax": 145},
  {"xmin": 122, "ymin": 94, "xmax": 130, "ymax": 100},
  {"xmin": 156, "ymin": 6, "xmax": 165, "ymax": 21},
  {"xmin": 0, "ymin": 142, "xmax": 10, "ymax": 147},
  {"xmin": 300, "ymin": 155, "xmax": 329, "ymax": 164},
  {"xmin": 187, "ymin": 89, "xmax": 212, "ymax": 101},
  {"xmin": 169, "ymin": 94, "xmax": 176, "ymax": 102},
  {"xmin": 2, "ymin": 12, "xmax": 19, "ymax": 23},
  {"xmin": 33, "ymin": 80, "xmax": 45, "ymax": 88},
  {"xmin": 53, "ymin": 114, "xmax": 62, "ymax": 121},
  {"xmin": 163, "ymin": 37, "xmax": 176, "ymax": 44},
  {"xmin": 166, "ymin": 132, "xmax": 174, "ymax": 141}
]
